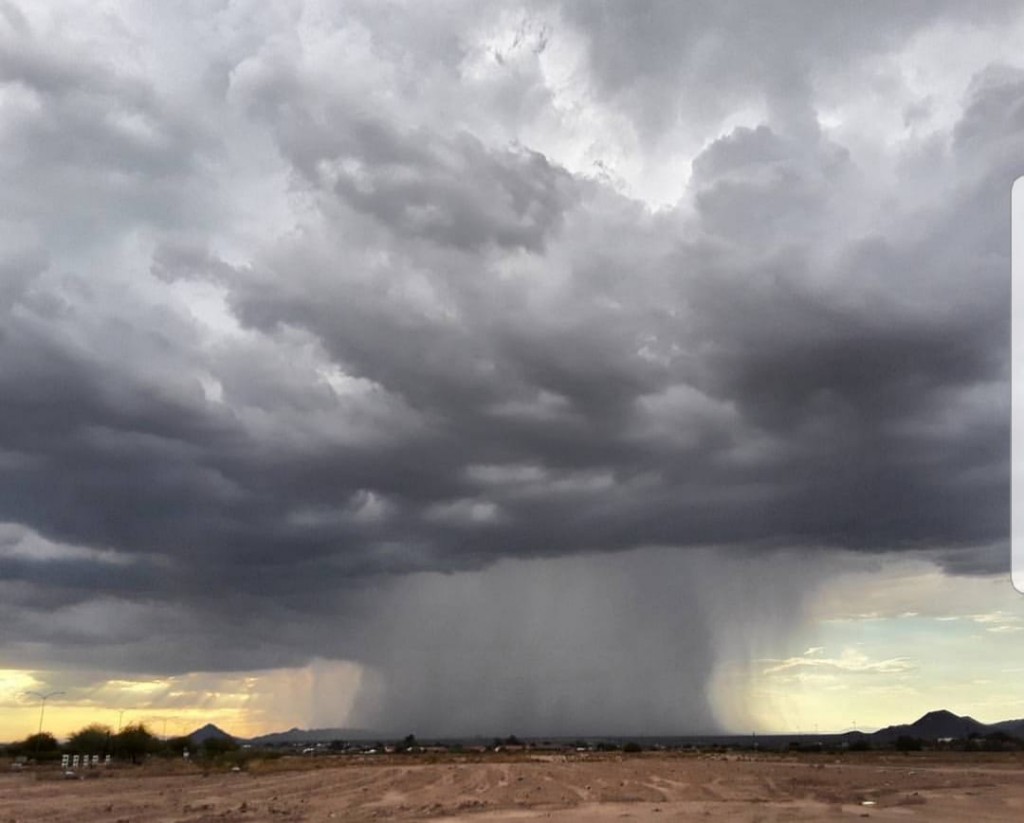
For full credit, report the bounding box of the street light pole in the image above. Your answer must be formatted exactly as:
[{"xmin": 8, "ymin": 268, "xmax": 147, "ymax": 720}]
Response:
[{"xmin": 25, "ymin": 690, "xmax": 65, "ymax": 736}]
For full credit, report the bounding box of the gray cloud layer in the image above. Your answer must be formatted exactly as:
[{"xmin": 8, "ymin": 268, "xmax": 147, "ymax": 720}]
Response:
[{"xmin": 0, "ymin": 1, "xmax": 1017, "ymax": 732}]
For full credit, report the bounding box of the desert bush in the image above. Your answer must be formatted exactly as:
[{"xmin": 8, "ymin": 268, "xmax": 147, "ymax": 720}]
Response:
[
  {"xmin": 201, "ymin": 736, "xmax": 240, "ymax": 758},
  {"xmin": 66, "ymin": 724, "xmax": 113, "ymax": 755},
  {"xmin": 9, "ymin": 732, "xmax": 59, "ymax": 756},
  {"xmin": 161, "ymin": 735, "xmax": 192, "ymax": 757},
  {"xmin": 114, "ymin": 723, "xmax": 158, "ymax": 763}
]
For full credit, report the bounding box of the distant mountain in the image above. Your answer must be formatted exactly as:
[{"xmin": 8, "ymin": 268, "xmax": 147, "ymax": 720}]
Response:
[
  {"xmin": 871, "ymin": 710, "xmax": 991, "ymax": 742},
  {"xmin": 187, "ymin": 723, "xmax": 235, "ymax": 744},
  {"xmin": 179, "ymin": 710, "xmax": 1022, "ymax": 749},
  {"xmin": 989, "ymin": 718, "xmax": 1024, "ymax": 736},
  {"xmin": 245, "ymin": 727, "xmax": 376, "ymax": 746}
]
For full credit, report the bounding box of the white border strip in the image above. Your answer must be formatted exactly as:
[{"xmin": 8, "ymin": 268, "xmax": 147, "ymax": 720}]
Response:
[{"xmin": 1012, "ymin": 178, "xmax": 1024, "ymax": 592}]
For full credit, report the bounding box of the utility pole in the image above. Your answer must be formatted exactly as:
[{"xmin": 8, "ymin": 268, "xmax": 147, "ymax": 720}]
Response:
[
  {"xmin": 25, "ymin": 690, "xmax": 64, "ymax": 737},
  {"xmin": 24, "ymin": 687, "xmax": 64, "ymax": 753}
]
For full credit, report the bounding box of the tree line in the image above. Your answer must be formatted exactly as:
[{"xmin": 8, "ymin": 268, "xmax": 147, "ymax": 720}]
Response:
[{"xmin": 3, "ymin": 722, "xmax": 239, "ymax": 764}]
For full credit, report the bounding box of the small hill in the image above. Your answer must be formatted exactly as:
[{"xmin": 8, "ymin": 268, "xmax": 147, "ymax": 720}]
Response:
[
  {"xmin": 247, "ymin": 727, "xmax": 375, "ymax": 746},
  {"xmin": 187, "ymin": 723, "xmax": 235, "ymax": 744},
  {"xmin": 872, "ymin": 710, "xmax": 989, "ymax": 742},
  {"xmin": 989, "ymin": 718, "xmax": 1024, "ymax": 737}
]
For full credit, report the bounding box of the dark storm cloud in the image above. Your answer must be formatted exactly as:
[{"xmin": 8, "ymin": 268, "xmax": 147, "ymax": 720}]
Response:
[
  {"xmin": 0, "ymin": 30, "xmax": 215, "ymax": 245},
  {"xmin": 257, "ymin": 99, "xmax": 578, "ymax": 253},
  {"xmin": 0, "ymin": 2, "xmax": 1017, "ymax": 728},
  {"xmin": 558, "ymin": 0, "xmax": 1021, "ymax": 138}
]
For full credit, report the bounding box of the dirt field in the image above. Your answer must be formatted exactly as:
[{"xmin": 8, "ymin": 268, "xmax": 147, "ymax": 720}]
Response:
[{"xmin": 3, "ymin": 752, "xmax": 1024, "ymax": 822}]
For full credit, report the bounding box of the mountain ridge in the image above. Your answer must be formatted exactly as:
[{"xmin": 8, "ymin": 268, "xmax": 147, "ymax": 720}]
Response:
[
  {"xmin": 185, "ymin": 723, "xmax": 236, "ymax": 744},
  {"xmin": 868, "ymin": 709, "xmax": 991, "ymax": 742},
  {"xmin": 187, "ymin": 709, "xmax": 1024, "ymax": 746}
]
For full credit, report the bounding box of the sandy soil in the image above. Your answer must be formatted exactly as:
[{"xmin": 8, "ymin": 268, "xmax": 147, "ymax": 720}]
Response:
[{"xmin": 3, "ymin": 752, "xmax": 1024, "ymax": 822}]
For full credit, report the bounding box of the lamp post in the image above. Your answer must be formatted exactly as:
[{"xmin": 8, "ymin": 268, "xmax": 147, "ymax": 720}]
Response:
[{"xmin": 25, "ymin": 690, "xmax": 64, "ymax": 737}]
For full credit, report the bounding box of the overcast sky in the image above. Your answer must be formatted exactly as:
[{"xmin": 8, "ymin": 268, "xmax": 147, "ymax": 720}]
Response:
[{"xmin": 1, "ymin": 0, "xmax": 1022, "ymax": 739}]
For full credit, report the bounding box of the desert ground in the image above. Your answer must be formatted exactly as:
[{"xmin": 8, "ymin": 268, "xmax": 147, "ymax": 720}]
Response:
[{"xmin": 3, "ymin": 752, "xmax": 1024, "ymax": 822}]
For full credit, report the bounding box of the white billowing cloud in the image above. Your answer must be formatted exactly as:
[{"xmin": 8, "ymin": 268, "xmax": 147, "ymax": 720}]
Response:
[{"xmin": 761, "ymin": 648, "xmax": 915, "ymax": 677}]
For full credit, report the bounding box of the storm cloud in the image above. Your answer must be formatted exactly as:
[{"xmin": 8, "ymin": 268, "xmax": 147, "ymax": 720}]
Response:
[{"xmin": 0, "ymin": 1, "xmax": 1017, "ymax": 733}]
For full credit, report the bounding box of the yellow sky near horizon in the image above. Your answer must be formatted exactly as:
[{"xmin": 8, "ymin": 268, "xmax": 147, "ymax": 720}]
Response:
[
  {"xmin": 0, "ymin": 660, "xmax": 363, "ymax": 743},
  {"xmin": 5, "ymin": 565, "xmax": 1024, "ymax": 743}
]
